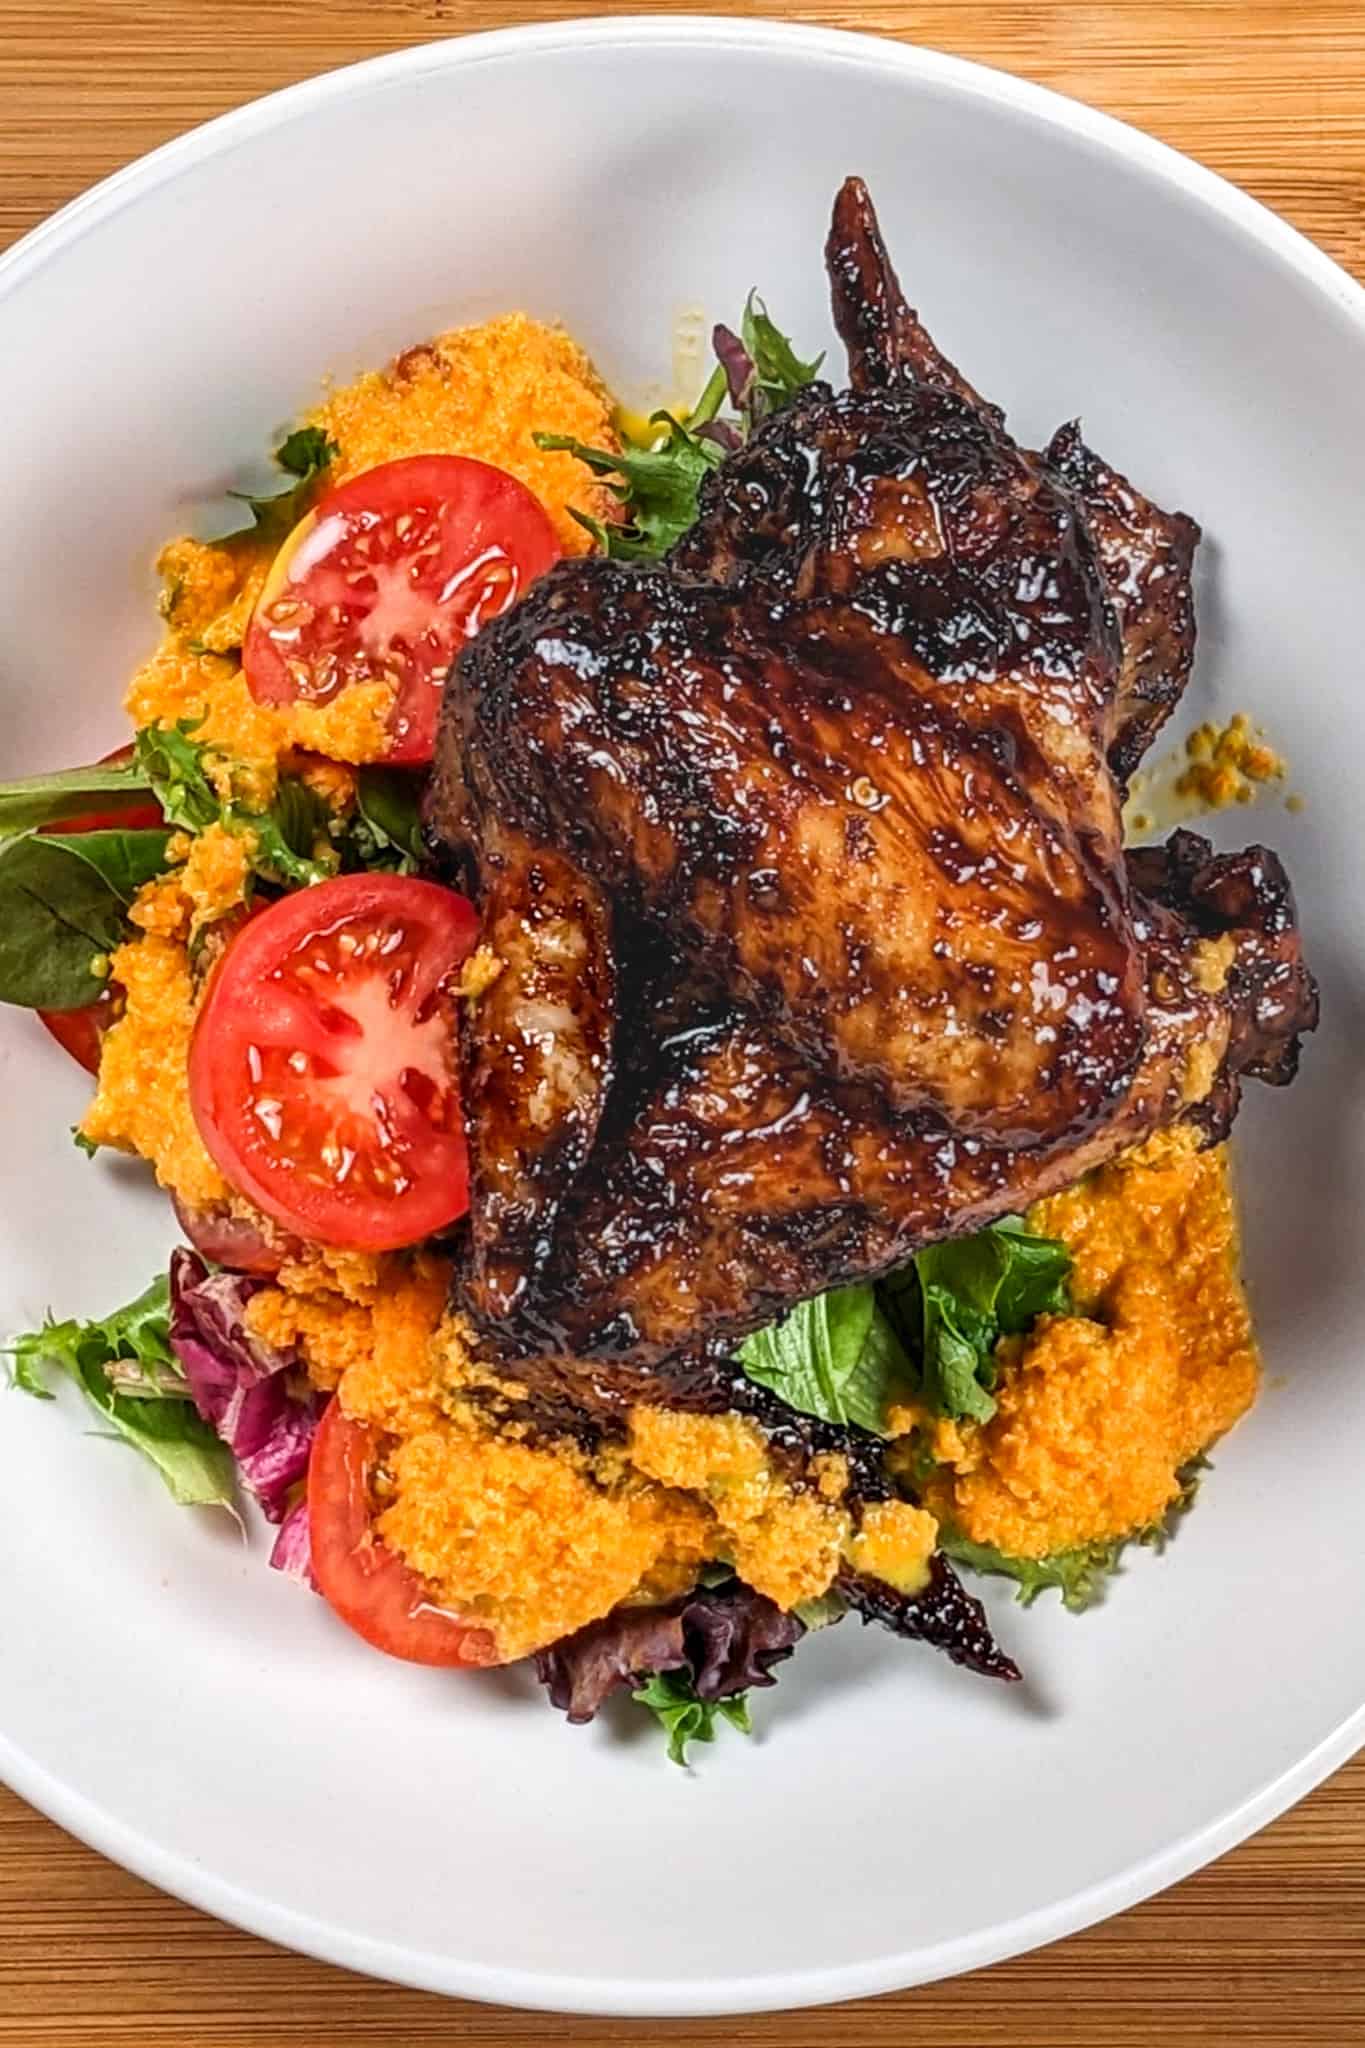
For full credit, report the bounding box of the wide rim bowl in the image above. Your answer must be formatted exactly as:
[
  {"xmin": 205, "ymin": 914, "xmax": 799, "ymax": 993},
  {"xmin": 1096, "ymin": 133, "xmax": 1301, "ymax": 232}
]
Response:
[{"xmin": 1, "ymin": 17, "xmax": 1362, "ymax": 2015}]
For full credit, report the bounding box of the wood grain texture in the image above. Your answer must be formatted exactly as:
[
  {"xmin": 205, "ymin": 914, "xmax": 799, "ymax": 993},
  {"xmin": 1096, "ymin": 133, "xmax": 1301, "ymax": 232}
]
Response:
[{"xmin": 1, "ymin": 3, "xmax": 1362, "ymax": 2041}]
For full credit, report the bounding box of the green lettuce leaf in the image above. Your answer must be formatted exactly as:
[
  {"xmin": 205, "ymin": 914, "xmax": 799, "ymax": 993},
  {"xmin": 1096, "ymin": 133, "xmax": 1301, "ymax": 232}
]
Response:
[
  {"xmin": 131, "ymin": 720, "xmax": 219, "ymax": 834},
  {"xmin": 8, "ymin": 1277, "xmax": 236, "ymax": 1509},
  {"xmin": 0, "ymin": 827, "xmax": 174, "ymax": 1009},
  {"xmin": 882, "ymin": 1219, "xmax": 1073, "ymax": 1423},
  {"xmin": 737, "ymin": 1282, "xmax": 912, "ymax": 1435},
  {"xmin": 633, "ymin": 1671, "xmax": 752, "ymax": 1767},
  {"xmin": 221, "ymin": 424, "xmax": 339, "ymax": 544},
  {"xmin": 348, "ymin": 766, "xmax": 424, "ymax": 874},
  {"xmin": 244, "ymin": 777, "xmax": 336, "ymax": 891},
  {"xmin": 990, "ymin": 1216, "xmax": 1074, "ymax": 1332},
  {"xmin": 938, "ymin": 1529, "xmax": 1129, "ymax": 1613}
]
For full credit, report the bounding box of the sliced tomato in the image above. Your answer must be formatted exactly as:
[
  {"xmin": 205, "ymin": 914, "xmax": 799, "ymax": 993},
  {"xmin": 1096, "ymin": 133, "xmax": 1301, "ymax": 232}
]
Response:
[
  {"xmin": 36, "ymin": 745, "xmax": 164, "ymax": 1070},
  {"xmin": 39, "ymin": 990, "xmax": 117, "ymax": 1075},
  {"xmin": 242, "ymin": 454, "xmax": 559, "ymax": 764},
  {"xmin": 308, "ymin": 1400, "xmax": 499, "ymax": 1666},
  {"xmin": 187, "ymin": 873, "xmax": 476, "ymax": 1251}
]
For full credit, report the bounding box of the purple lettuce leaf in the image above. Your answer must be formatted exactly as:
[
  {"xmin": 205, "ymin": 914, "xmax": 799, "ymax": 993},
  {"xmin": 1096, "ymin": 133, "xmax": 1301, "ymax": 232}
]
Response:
[
  {"xmin": 268, "ymin": 1497, "xmax": 318, "ymax": 1589},
  {"xmin": 694, "ymin": 416, "xmax": 743, "ymax": 455},
  {"xmin": 168, "ymin": 1248, "xmax": 323, "ymax": 1524},
  {"xmin": 535, "ymin": 1578, "xmax": 804, "ymax": 1725},
  {"xmin": 712, "ymin": 321, "xmax": 755, "ymax": 411}
]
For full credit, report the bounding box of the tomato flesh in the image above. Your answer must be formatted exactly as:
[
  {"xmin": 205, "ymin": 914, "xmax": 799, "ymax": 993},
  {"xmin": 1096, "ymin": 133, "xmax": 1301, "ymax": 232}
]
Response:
[
  {"xmin": 242, "ymin": 454, "xmax": 559, "ymax": 764},
  {"xmin": 36, "ymin": 745, "xmax": 164, "ymax": 1070},
  {"xmin": 38, "ymin": 992, "xmax": 116, "ymax": 1076},
  {"xmin": 308, "ymin": 1400, "xmax": 498, "ymax": 1666},
  {"xmin": 188, "ymin": 873, "xmax": 477, "ymax": 1251}
]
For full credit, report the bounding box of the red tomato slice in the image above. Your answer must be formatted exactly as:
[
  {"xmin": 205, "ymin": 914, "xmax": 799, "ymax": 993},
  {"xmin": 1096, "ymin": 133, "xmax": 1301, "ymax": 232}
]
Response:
[
  {"xmin": 242, "ymin": 454, "xmax": 560, "ymax": 764},
  {"xmin": 308, "ymin": 1401, "xmax": 499, "ymax": 1667},
  {"xmin": 38, "ymin": 992, "xmax": 115, "ymax": 1076},
  {"xmin": 188, "ymin": 873, "xmax": 477, "ymax": 1251},
  {"xmin": 36, "ymin": 745, "xmax": 163, "ymax": 1069}
]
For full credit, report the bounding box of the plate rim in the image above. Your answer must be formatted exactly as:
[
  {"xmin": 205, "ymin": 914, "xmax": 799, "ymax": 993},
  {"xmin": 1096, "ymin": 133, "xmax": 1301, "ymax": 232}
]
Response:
[{"xmin": 2, "ymin": 14, "xmax": 1362, "ymax": 2016}]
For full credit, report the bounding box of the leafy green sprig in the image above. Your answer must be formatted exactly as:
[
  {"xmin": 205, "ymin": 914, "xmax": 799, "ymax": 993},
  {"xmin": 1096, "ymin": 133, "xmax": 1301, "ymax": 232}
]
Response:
[
  {"xmin": 220, "ymin": 425, "xmax": 338, "ymax": 544},
  {"xmin": 633, "ymin": 1671, "xmax": 753, "ymax": 1767},
  {"xmin": 7, "ymin": 1275, "xmax": 234, "ymax": 1510},
  {"xmin": 534, "ymin": 294, "xmax": 823, "ymax": 559}
]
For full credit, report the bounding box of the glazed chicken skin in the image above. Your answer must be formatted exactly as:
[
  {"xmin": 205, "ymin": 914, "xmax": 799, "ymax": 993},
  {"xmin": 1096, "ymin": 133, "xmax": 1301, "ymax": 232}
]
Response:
[
  {"xmin": 457, "ymin": 817, "xmax": 616, "ymax": 1323},
  {"xmin": 432, "ymin": 176, "xmax": 1316, "ymax": 1388},
  {"xmin": 490, "ymin": 830, "xmax": 1313, "ymax": 1371},
  {"xmin": 458, "ymin": 210, "xmax": 1150, "ymax": 1149}
]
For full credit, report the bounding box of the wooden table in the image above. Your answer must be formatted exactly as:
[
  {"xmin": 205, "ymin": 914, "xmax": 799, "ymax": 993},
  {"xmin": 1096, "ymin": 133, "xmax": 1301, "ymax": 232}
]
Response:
[{"xmin": 2, "ymin": 4, "xmax": 1363, "ymax": 2041}]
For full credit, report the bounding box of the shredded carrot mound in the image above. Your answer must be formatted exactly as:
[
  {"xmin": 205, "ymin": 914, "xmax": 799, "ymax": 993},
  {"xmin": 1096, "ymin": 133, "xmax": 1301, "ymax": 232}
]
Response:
[
  {"xmin": 172, "ymin": 824, "xmax": 252, "ymax": 931},
  {"xmin": 315, "ymin": 313, "xmax": 617, "ymax": 556},
  {"xmin": 377, "ymin": 1419, "xmax": 712, "ymax": 1663},
  {"xmin": 246, "ymin": 1257, "xmax": 945, "ymax": 1656},
  {"xmin": 219, "ymin": 1125, "xmax": 1259, "ymax": 1646},
  {"xmin": 125, "ymin": 648, "xmax": 283, "ymax": 794},
  {"xmin": 625, "ymin": 1408, "xmax": 852, "ymax": 1611},
  {"xmin": 923, "ymin": 1129, "xmax": 1258, "ymax": 1556},
  {"xmin": 79, "ymin": 925, "xmax": 225, "ymax": 1209}
]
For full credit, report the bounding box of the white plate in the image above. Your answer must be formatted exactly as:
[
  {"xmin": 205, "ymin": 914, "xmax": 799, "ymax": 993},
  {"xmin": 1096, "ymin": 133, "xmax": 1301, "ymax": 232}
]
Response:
[{"xmin": 1, "ymin": 18, "xmax": 1362, "ymax": 2018}]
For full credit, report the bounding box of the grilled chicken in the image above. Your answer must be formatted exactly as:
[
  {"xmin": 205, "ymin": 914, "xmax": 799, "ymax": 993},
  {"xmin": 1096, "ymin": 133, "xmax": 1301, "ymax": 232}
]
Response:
[
  {"xmin": 432, "ymin": 176, "xmax": 1316, "ymax": 1398},
  {"xmin": 456, "ymin": 817, "xmax": 615, "ymax": 1324}
]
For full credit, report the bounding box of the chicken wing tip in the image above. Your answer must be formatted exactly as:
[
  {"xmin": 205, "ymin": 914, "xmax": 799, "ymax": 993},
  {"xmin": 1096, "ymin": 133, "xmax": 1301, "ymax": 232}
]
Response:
[{"xmin": 824, "ymin": 175, "xmax": 990, "ymax": 414}]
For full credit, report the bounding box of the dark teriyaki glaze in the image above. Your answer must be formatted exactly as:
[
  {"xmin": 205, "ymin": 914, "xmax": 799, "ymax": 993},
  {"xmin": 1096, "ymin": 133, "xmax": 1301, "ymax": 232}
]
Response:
[{"xmin": 836, "ymin": 1555, "xmax": 1021, "ymax": 1682}]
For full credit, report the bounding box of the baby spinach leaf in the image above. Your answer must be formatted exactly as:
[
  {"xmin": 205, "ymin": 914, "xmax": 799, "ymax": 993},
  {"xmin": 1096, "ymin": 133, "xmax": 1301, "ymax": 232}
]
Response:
[
  {"xmin": 8, "ymin": 1278, "xmax": 235, "ymax": 1510},
  {"xmin": 990, "ymin": 1215, "xmax": 1074, "ymax": 1333},
  {"xmin": 632, "ymin": 1671, "xmax": 752, "ymax": 1767},
  {"xmin": 349, "ymin": 766, "xmax": 424, "ymax": 873},
  {"xmin": 737, "ymin": 1282, "xmax": 912, "ymax": 1436},
  {"xmin": 42, "ymin": 827, "xmax": 176, "ymax": 905},
  {"xmin": 221, "ymin": 424, "xmax": 339, "ymax": 543},
  {"xmin": 0, "ymin": 760, "xmax": 156, "ymax": 838},
  {"xmin": 0, "ymin": 828, "xmax": 173, "ymax": 1010}
]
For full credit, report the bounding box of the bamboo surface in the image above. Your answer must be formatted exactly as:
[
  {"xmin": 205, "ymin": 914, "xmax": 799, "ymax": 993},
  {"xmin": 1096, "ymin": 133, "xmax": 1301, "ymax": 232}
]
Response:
[{"xmin": 1, "ymin": 4, "xmax": 1363, "ymax": 2043}]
